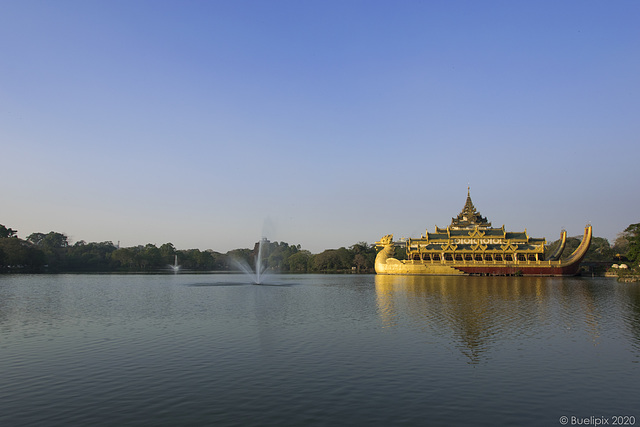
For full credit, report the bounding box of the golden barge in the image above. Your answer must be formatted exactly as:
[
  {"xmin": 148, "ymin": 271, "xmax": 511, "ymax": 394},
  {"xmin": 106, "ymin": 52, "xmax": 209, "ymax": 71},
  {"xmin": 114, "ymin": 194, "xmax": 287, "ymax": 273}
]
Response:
[{"xmin": 375, "ymin": 189, "xmax": 592, "ymax": 276}]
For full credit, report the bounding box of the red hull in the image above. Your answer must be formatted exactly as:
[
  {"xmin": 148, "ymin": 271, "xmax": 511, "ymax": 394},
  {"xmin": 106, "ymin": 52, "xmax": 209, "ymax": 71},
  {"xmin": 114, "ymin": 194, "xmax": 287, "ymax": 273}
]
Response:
[
  {"xmin": 443, "ymin": 225, "xmax": 592, "ymax": 277},
  {"xmin": 375, "ymin": 226, "xmax": 593, "ymax": 277},
  {"xmin": 455, "ymin": 264, "xmax": 582, "ymax": 276}
]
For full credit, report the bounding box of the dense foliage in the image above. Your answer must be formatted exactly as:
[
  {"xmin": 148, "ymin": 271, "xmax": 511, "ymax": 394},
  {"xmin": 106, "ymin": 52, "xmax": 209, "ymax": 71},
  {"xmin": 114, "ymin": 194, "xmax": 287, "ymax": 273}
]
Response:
[
  {"xmin": 2, "ymin": 221, "xmax": 638, "ymax": 274},
  {"xmin": 0, "ymin": 223, "xmax": 378, "ymax": 273},
  {"xmin": 545, "ymin": 235, "xmax": 615, "ymax": 262},
  {"xmin": 620, "ymin": 223, "xmax": 640, "ymax": 264},
  {"xmin": 0, "ymin": 237, "xmax": 45, "ymax": 271},
  {"xmin": 544, "ymin": 231, "xmax": 638, "ymax": 274},
  {"xmin": 0, "ymin": 224, "xmax": 18, "ymax": 238}
]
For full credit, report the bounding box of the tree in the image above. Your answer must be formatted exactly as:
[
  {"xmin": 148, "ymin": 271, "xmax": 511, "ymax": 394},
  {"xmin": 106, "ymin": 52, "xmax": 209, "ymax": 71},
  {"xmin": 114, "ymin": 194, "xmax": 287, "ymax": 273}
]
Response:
[
  {"xmin": 287, "ymin": 251, "xmax": 311, "ymax": 272},
  {"xmin": 111, "ymin": 247, "xmax": 137, "ymax": 270},
  {"xmin": 546, "ymin": 236, "xmax": 581, "ymax": 261},
  {"xmin": 137, "ymin": 244, "xmax": 162, "ymax": 270},
  {"xmin": 353, "ymin": 253, "xmax": 367, "ymax": 272},
  {"xmin": 311, "ymin": 248, "xmax": 353, "ymax": 272},
  {"xmin": 623, "ymin": 223, "xmax": 640, "ymax": 264},
  {"xmin": 0, "ymin": 238, "xmax": 45, "ymax": 271},
  {"xmin": 160, "ymin": 243, "xmax": 177, "ymax": 265},
  {"xmin": 613, "ymin": 232, "xmax": 630, "ymax": 259},
  {"xmin": 26, "ymin": 231, "xmax": 70, "ymax": 271},
  {"xmin": 27, "ymin": 232, "xmax": 69, "ymax": 249},
  {"xmin": 350, "ymin": 242, "xmax": 376, "ymax": 272},
  {"xmin": 26, "ymin": 232, "xmax": 46, "ymax": 246},
  {"xmin": 584, "ymin": 237, "xmax": 615, "ymax": 262},
  {"xmin": 0, "ymin": 224, "xmax": 18, "ymax": 238},
  {"xmin": 67, "ymin": 241, "xmax": 117, "ymax": 271},
  {"xmin": 226, "ymin": 248, "xmax": 254, "ymax": 270}
]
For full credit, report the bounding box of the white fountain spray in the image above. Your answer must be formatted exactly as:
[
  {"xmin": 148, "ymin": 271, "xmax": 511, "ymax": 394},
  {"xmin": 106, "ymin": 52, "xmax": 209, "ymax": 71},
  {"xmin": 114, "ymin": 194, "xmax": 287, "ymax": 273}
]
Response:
[
  {"xmin": 169, "ymin": 254, "xmax": 180, "ymax": 273},
  {"xmin": 231, "ymin": 238, "xmax": 268, "ymax": 284},
  {"xmin": 255, "ymin": 238, "xmax": 264, "ymax": 284}
]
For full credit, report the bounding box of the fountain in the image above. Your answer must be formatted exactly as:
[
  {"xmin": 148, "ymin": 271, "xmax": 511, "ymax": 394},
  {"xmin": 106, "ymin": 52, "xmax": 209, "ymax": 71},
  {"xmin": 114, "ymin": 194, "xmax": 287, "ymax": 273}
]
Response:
[
  {"xmin": 169, "ymin": 254, "xmax": 180, "ymax": 273},
  {"xmin": 231, "ymin": 238, "xmax": 268, "ymax": 284}
]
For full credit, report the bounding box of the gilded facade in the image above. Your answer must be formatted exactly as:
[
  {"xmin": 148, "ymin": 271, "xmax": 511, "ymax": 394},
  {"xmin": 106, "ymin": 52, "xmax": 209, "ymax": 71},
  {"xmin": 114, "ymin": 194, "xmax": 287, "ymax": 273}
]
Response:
[
  {"xmin": 406, "ymin": 189, "xmax": 546, "ymax": 264},
  {"xmin": 375, "ymin": 189, "xmax": 592, "ymax": 276}
]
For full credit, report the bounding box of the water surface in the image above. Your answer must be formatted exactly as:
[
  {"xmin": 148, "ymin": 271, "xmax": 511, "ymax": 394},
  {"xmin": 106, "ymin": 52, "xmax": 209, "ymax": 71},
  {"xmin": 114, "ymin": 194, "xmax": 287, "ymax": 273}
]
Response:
[{"xmin": 1, "ymin": 274, "xmax": 638, "ymax": 426}]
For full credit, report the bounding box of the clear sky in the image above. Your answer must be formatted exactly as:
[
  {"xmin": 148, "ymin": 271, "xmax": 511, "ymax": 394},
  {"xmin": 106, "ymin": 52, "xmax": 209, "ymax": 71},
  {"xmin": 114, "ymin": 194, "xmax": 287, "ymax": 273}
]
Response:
[{"xmin": 1, "ymin": 0, "xmax": 639, "ymax": 253}]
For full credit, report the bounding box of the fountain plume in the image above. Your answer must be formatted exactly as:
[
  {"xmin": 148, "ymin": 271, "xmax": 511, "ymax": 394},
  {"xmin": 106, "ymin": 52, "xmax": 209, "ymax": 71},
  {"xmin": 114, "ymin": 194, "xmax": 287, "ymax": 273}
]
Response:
[
  {"xmin": 168, "ymin": 254, "xmax": 180, "ymax": 273},
  {"xmin": 230, "ymin": 238, "xmax": 268, "ymax": 284}
]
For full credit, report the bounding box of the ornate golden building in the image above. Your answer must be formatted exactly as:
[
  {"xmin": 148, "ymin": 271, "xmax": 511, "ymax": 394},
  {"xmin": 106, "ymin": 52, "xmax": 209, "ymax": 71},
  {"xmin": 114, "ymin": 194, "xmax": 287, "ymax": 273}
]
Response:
[
  {"xmin": 375, "ymin": 189, "xmax": 592, "ymax": 276},
  {"xmin": 407, "ymin": 188, "xmax": 546, "ymax": 264}
]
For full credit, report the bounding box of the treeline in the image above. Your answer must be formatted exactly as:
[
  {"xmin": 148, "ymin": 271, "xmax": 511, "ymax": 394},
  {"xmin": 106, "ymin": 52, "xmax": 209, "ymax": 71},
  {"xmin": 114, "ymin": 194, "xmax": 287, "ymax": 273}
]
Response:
[
  {"xmin": 2, "ymin": 222, "xmax": 639, "ymax": 274},
  {"xmin": 0, "ymin": 224, "xmax": 378, "ymax": 273},
  {"xmin": 543, "ymin": 223, "xmax": 640, "ymax": 274},
  {"xmin": 544, "ymin": 228, "xmax": 636, "ymax": 263}
]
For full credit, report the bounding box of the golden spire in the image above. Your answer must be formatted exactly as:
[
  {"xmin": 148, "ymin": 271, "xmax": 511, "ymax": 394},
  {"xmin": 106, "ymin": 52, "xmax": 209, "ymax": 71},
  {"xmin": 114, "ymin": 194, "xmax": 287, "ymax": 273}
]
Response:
[{"xmin": 451, "ymin": 187, "xmax": 491, "ymax": 229}]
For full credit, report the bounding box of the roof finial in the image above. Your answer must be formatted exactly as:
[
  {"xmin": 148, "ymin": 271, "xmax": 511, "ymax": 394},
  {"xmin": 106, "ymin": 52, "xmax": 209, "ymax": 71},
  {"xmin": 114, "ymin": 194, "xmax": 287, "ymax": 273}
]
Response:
[{"xmin": 450, "ymin": 185, "xmax": 491, "ymax": 229}]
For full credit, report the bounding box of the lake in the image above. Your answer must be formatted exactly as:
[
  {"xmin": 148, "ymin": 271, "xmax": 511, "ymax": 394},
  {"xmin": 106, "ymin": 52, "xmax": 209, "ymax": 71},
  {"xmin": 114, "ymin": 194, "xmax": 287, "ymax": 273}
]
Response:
[{"xmin": 1, "ymin": 274, "xmax": 638, "ymax": 426}]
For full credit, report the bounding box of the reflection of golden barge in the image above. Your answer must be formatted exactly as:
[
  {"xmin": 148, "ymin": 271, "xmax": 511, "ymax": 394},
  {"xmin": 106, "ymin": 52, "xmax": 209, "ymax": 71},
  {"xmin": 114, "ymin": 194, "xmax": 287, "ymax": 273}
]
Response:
[{"xmin": 375, "ymin": 189, "xmax": 592, "ymax": 276}]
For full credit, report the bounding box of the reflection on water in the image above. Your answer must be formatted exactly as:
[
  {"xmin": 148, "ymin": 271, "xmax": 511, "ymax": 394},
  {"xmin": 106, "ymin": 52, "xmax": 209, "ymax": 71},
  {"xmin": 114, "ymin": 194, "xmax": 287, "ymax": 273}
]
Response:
[
  {"xmin": 375, "ymin": 275, "xmax": 638, "ymax": 364},
  {"xmin": 1, "ymin": 274, "xmax": 639, "ymax": 426}
]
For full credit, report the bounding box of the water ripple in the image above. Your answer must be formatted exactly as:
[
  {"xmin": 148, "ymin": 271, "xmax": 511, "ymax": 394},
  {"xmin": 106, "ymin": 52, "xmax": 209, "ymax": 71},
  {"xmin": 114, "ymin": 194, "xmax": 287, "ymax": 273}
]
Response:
[{"xmin": 1, "ymin": 274, "xmax": 638, "ymax": 426}]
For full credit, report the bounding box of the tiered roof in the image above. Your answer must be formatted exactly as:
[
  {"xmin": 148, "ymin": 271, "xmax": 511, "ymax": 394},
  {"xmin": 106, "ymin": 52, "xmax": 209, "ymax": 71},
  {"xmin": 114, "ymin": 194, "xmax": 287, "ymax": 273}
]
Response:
[
  {"xmin": 413, "ymin": 188, "xmax": 546, "ymax": 251},
  {"xmin": 450, "ymin": 187, "xmax": 491, "ymax": 230}
]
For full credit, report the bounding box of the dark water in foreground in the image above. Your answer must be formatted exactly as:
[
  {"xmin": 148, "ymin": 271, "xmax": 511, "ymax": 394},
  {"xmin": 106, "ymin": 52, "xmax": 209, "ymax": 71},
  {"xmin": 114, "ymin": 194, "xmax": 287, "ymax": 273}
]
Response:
[{"xmin": 1, "ymin": 274, "xmax": 638, "ymax": 426}]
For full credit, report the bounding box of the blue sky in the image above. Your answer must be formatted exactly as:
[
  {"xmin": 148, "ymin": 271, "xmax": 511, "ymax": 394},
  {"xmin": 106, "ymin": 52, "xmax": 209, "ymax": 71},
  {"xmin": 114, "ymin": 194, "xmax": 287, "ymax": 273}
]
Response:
[{"xmin": 1, "ymin": 0, "xmax": 639, "ymax": 253}]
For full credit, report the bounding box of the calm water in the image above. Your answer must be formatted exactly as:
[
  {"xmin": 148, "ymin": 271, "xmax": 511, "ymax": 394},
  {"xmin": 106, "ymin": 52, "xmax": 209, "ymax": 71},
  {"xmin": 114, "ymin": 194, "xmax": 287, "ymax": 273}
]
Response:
[{"xmin": 1, "ymin": 274, "xmax": 638, "ymax": 426}]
